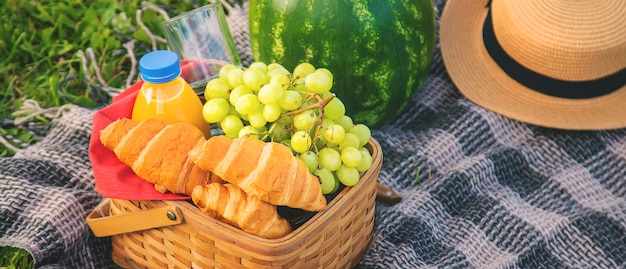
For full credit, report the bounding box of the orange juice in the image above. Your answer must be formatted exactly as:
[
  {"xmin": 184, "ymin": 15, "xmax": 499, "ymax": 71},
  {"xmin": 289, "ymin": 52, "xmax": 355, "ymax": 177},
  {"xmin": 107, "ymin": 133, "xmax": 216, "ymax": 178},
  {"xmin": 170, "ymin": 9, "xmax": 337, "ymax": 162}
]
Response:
[{"xmin": 132, "ymin": 50, "xmax": 211, "ymax": 137}]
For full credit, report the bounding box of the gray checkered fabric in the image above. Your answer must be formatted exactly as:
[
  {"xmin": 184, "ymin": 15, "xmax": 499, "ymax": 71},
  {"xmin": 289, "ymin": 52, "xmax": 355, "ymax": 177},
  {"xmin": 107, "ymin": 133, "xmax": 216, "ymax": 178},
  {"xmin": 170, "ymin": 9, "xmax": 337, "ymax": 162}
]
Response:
[
  {"xmin": 0, "ymin": 108, "xmax": 114, "ymax": 268},
  {"xmin": 1, "ymin": 0, "xmax": 625, "ymax": 268}
]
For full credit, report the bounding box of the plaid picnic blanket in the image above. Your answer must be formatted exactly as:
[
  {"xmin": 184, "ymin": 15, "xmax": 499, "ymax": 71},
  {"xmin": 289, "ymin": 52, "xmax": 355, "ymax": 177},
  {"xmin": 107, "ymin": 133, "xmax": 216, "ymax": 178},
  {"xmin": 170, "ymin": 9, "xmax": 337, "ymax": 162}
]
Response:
[{"xmin": 2, "ymin": 0, "xmax": 625, "ymax": 268}]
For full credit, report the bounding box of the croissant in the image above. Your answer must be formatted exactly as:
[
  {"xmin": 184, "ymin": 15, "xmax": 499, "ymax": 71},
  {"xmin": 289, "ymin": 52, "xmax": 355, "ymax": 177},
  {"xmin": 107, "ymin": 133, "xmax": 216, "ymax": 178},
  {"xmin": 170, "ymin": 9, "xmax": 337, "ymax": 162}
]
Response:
[
  {"xmin": 188, "ymin": 135, "xmax": 327, "ymax": 212},
  {"xmin": 99, "ymin": 118, "xmax": 221, "ymax": 195},
  {"xmin": 192, "ymin": 183, "xmax": 292, "ymax": 239}
]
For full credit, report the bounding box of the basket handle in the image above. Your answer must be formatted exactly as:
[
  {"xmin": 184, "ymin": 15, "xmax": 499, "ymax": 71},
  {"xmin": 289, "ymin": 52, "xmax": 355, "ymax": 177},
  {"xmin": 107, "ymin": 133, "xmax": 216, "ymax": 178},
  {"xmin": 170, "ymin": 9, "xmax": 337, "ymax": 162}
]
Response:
[
  {"xmin": 376, "ymin": 182, "xmax": 402, "ymax": 205},
  {"xmin": 86, "ymin": 198, "xmax": 184, "ymax": 237}
]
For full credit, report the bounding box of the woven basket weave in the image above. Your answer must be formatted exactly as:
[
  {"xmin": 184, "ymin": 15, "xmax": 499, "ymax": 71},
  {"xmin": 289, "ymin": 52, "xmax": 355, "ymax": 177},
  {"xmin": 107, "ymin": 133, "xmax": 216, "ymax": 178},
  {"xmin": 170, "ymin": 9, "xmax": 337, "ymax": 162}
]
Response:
[{"xmin": 102, "ymin": 138, "xmax": 381, "ymax": 269}]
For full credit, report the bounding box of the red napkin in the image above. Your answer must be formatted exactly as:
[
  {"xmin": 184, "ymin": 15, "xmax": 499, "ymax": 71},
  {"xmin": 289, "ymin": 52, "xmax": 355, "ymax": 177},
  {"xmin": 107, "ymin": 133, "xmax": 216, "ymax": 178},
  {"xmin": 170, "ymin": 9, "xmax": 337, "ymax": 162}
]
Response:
[
  {"xmin": 89, "ymin": 81, "xmax": 190, "ymax": 200},
  {"xmin": 89, "ymin": 59, "xmax": 211, "ymax": 200}
]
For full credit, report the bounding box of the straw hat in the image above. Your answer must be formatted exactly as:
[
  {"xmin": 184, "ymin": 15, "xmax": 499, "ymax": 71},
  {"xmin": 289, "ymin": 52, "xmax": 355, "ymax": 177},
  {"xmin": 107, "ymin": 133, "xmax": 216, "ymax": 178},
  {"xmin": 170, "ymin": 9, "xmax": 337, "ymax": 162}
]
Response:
[{"xmin": 440, "ymin": 0, "xmax": 626, "ymax": 130}]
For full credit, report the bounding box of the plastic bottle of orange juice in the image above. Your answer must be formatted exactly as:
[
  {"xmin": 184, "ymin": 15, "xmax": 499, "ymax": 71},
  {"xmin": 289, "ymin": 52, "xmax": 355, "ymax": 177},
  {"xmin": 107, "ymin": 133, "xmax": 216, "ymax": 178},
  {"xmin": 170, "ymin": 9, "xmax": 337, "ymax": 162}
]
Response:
[{"xmin": 132, "ymin": 50, "xmax": 211, "ymax": 137}]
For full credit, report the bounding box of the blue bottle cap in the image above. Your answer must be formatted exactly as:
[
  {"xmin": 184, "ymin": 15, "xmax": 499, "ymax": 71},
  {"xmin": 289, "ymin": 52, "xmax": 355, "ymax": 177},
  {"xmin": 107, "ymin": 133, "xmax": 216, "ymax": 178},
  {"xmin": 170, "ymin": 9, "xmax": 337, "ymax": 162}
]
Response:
[{"xmin": 139, "ymin": 50, "xmax": 181, "ymax": 83}]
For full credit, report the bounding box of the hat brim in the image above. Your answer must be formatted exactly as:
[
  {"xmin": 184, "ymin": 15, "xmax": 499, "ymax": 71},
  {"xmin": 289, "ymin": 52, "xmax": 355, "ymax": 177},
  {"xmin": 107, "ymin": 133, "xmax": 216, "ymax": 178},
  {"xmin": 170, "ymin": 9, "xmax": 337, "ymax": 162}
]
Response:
[{"xmin": 440, "ymin": 0, "xmax": 626, "ymax": 130}]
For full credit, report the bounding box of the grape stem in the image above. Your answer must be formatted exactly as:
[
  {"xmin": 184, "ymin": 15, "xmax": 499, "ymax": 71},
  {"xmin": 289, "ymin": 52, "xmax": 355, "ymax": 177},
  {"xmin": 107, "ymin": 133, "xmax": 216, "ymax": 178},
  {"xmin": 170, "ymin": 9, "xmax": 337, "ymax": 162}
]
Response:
[
  {"xmin": 260, "ymin": 94, "xmax": 334, "ymax": 143},
  {"xmin": 283, "ymin": 93, "xmax": 335, "ymax": 117},
  {"xmin": 281, "ymin": 93, "xmax": 335, "ymax": 153},
  {"xmin": 262, "ymin": 122, "xmax": 276, "ymax": 141},
  {"xmin": 299, "ymin": 94, "xmax": 331, "ymax": 140}
]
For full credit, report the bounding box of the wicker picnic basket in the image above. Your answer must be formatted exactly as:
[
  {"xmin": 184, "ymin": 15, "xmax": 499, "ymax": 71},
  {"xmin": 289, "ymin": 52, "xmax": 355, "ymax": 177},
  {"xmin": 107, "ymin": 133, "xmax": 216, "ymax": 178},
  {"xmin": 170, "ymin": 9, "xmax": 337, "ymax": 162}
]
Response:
[{"xmin": 87, "ymin": 137, "xmax": 382, "ymax": 268}]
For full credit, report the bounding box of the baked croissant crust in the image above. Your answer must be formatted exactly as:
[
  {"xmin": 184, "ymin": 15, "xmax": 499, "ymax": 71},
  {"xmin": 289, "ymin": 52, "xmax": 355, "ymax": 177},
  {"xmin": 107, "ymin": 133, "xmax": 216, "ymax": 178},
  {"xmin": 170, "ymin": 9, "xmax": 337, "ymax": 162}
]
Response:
[
  {"xmin": 100, "ymin": 118, "xmax": 327, "ymax": 238},
  {"xmin": 189, "ymin": 135, "xmax": 327, "ymax": 212},
  {"xmin": 99, "ymin": 118, "xmax": 221, "ymax": 195},
  {"xmin": 192, "ymin": 183, "xmax": 292, "ymax": 239}
]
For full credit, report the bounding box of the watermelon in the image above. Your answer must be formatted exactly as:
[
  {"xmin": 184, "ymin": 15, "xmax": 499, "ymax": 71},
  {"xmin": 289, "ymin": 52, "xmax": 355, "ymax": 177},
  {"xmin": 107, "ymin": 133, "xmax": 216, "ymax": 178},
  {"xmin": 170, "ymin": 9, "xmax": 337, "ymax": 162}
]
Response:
[{"xmin": 248, "ymin": 0, "xmax": 436, "ymax": 127}]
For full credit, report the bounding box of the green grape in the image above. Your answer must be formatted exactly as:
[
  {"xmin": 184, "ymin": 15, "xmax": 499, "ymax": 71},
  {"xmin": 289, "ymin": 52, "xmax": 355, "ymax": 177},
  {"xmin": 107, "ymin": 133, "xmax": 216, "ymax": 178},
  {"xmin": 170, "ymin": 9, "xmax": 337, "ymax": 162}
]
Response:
[
  {"xmin": 349, "ymin": 124, "xmax": 371, "ymax": 147},
  {"xmin": 235, "ymin": 93, "xmax": 260, "ymax": 115},
  {"xmin": 323, "ymin": 124, "xmax": 345, "ymax": 144},
  {"xmin": 331, "ymin": 174, "xmax": 341, "ymax": 193},
  {"xmin": 336, "ymin": 165, "xmax": 360, "ymax": 186},
  {"xmin": 269, "ymin": 122, "xmax": 291, "ymax": 142},
  {"xmin": 280, "ymin": 139, "xmax": 292, "ymax": 151},
  {"xmin": 318, "ymin": 91, "xmax": 332, "ymax": 98},
  {"xmin": 321, "ymin": 118, "xmax": 335, "ymax": 128},
  {"xmin": 304, "ymin": 70, "xmax": 333, "ymax": 93},
  {"xmin": 340, "ymin": 146, "xmax": 362, "ymax": 168},
  {"xmin": 293, "ymin": 83, "xmax": 308, "ymax": 92},
  {"xmin": 270, "ymin": 73, "xmax": 291, "ymax": 89},
  {"xmin": 219, "ymin": 64, "xmax": 239, "ymax": 80},
  {"xmin": 309, "ymin": 128, "xmax": 320, "ymax": 144},
  {"xmin": 315, "ymin": 136, "xmax": 331, "ymax": 149},
  {"xmin": 267, "ymin": 62, "xmax": 285, "ymax": 71},
  {"xmin": 258, "ymin": 82, "xmax": 285, "ymax": 105},
  {"xmin": 239, "ymin": 125, "xmax": 260, "ymax": 139},
  {"xmin": 279, "ymin": 90, "xmax": 304, "ymax": 111},
  {"xmin": 339, "ymin": 133, "xmax": 361, "ymax": 150},
  {"xmin": 248, "ymin": 61, "xmax": 268, "ymax": 73},
  {"xmin": 202, "ymin": 98, "xmax": 230, "ymax": 123},
  {"xmin": 239, "ymin": 112, "xmax": 249, "ymax": 122},
  {"xmin": 243, "ymin": 67, "xmax": 266, "ymax": 91},
  {"xmin": 315, "ymin": 168, "xmax": 337, "ymax": 195},
  {"xmin": 323, "ymin": 96, "xmax": 346, "ymax": 120},
  {"xmin": 226, "ymin": 68, "xmax": 244, "ymax": 87},
  {"xmin": 356, "ymin": 147, "xmax": 373, "ymax": 172},
  {"xmin": 267, "ymin": 67, "xmax": 291, "ymax": 78},
  {"xmin": 204, "ymin": 78, "xmax": 231, "ymax": 99},
  {"xmin": 293, "ymin": 62, "xmax": 316, "ymax": 79},
  {"xmin": 335, "ymin": 115, "xmax": 354, "ymax": 132},
  {"xmin": 318, "ymin": 147, "xmax": 341, "ymax": 171},
  {"xmin": 227, "ymin": 105, "xmax": 239, "ymax": 116},
  {"xmin": 220, "ymin": 115, "xmax": 244, "ymax": 138},
  {"xmin": 320, "ymin": 120, "xmax": 336, "ymax": 145},
  {"xmin": 299, "ymin": 151, "xmax": 319, "ymax": 173},
  {"xmin": 229, "ymin": 85, "xmax": 253, "ymax": 106},
  {"xmin": 248, "ymin": 105, "xmax": 267, "ymax": 128},
  {"xmin": 291, "ymin": 130, "xmax": 312, "ymax": 153},
  {"xmin": 257, "ymin": 125, "xmax": 268, "ymax": 133},
  {"xmin": 293, "ymin": 111, "xmax": 318, "ymax": 131},
  {"xmin": 316, "ymin": 68, "xmax": 333, "ymax": 81},
  {"xmin": 276, "ymin": 114, "xmax": 292, "ymax": 126},
  {"xmin": 263, "ymin": 102, "xmax": 282, "ymax": 122}
]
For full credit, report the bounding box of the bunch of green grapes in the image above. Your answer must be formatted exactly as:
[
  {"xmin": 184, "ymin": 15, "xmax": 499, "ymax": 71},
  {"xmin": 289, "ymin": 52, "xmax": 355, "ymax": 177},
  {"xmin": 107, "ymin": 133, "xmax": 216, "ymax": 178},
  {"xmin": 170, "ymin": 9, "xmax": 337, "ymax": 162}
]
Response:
[{"xmin": 201, "ymin": 62, "xmax": 373, "ymax": 194}]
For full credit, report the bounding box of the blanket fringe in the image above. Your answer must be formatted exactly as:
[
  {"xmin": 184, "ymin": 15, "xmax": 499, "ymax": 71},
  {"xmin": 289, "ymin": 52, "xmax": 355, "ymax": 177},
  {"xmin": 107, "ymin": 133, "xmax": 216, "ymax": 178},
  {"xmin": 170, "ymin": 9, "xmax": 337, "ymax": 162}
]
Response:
[
  {"xmin": 11, "ymin": 99, "xmax": 78, "ymax": 126},
  {"xmin": 0, "ymin": 100, "xmax": 78, "ymax": 153}
]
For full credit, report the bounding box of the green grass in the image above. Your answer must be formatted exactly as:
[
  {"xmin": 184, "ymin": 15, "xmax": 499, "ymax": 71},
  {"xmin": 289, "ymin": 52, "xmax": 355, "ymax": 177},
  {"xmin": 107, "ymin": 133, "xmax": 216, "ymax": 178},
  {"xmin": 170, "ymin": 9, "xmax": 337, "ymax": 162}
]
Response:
[
  {"xmin": 1, "ymin": 0, "xmax": 250, "ymax": 266},
  {"xmin": 0, "ymin": 246, "xmax": 33, "ymax": 269},
  {"xmin": 0, "ymin": 0, "xmax": 206, "ymax": 157}
]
